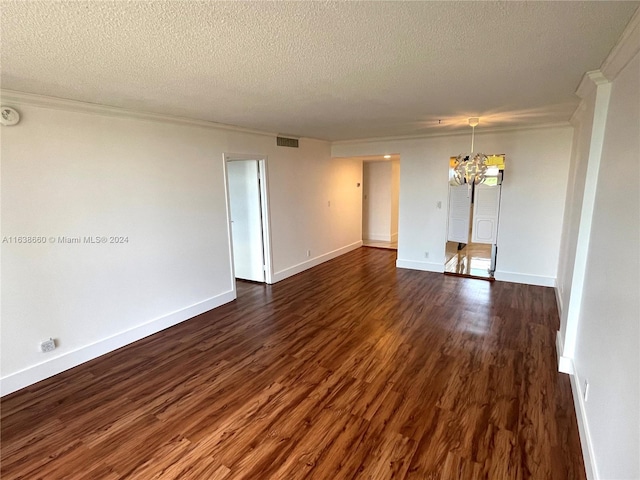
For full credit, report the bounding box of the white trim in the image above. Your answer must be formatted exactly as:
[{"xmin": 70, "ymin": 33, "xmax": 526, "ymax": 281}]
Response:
[
  {"xmin": 258, "ymin": 159, "xmax": 274, "ymax": 285},
  {"xmin": 563, "ymin": 80, "xmax": 612, "ymax": 360},
  {"xmin": 222, "ymin": 156, "xmax": 239, "ymax": 294},
  {"xmin": 570, "ymin": 99, "xmax": 588, "ymax": 127},
  {"xmin": 493, "ymin": 270, "xmax": 556, "ymax": 287},
  {"xmin": 297, "ymin": 136, "xmax": 332, "ymax": 145},
  {"xmin": 223, "ymin": 153, "xmax": 274, "ymax": 284},
  {"xmin": 396, "ymin": 259, "xmax": 445, "ymax": 273},
  {"xmin": 554, "ymin": 285, "xmax": 564, "ymax": 319},
  {"xmin": 331, "ymin": 122, "xmax": 571, "ymax": 146},
  {"xmin": 600, "ymin": 6, "xmax": 640, "ymax": 82},
  {"xmin": 576, "ymin": 71, "xmax": 609, "ymax": 100},
  {"xmin": 0, "ymin": 291, "xmax": 236, "ymax": 397},
  {"xmin": 558, "ymin": 357, "xmax": 574, "ymax": 375},
  {"xmin": 0, "ymin": 89, "xmax": 277, "ymax": 137},
  {"xmin": 570, "ymin": 362, "xmax": 599, "ymax": 480},
  {"xmin": 556, "ymin": 332, "xmax": 596, "ymax": 478},
  {"xmin": 364, "ymin": 233, "xmax": 392, "ymax": 242},
  {"xmin": 271, "ymin": 241, "xmax": 362, "ymax": 283},
  {"xmin": 556, "ymin": 331, "xmax": 574, "ymax": 375}
]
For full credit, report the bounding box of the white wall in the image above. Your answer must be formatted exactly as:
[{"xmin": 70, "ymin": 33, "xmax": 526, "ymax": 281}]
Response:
[
  {"xmin": 262, "ymin": 138, "xmax": 362, "ymax": 282},
  {"xmin": 0, "ymin": 95, "xmax": 362, "ymax": 395},
  {"xmin": 572, "ymin": 52, "xmax": 639, "ymax": 480},
  {"xmin": 363, "ymin": 161, "xmax": 392, "ymax": 241},
  {"xmin": 333, "ymin": 126, "xmax": 573, "ymax": 286},
  {"xmin": 1, "ymin": 104, "xmax": 235, "ymax": 392},
  {"xmin": 554, "ymin": 8, "xmax": 640, "ymax": 476},
  {"xmin": 556, "ymin": 88, "xmax": 597, "ymax": 342},
  {"xmin": 390, "ymin": 159, "xmax": 400, "ymax": 241}
]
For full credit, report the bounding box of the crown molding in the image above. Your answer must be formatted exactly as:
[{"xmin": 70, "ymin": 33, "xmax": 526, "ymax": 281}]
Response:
[
  {"xmin": 572, "ymin": 7, "xmax": 639, "ymax": 113},
  {"xmin": 296, "ymin": 135, "xmax": 332, "ymax": 145},
  {"xmin": 331, "ymin": 122, "xmax": 572, "ymax": 146},
  {"xmin": 569, "ymin": 99, "xmax": 588, "ymax": 127},
  {"xmin": 0, "ymin": 89, "xmax": 573, "ymax": 145},
  {"xmin": 575, "ymin": 70, "xmax": 609, "ymax": 100},
  {"xmin": 0, "ymin": 89, "xmax": 278, "ymax": 138},
  {"xmin": 600, "ymin": 6, "xmax": 640, "ymax": 82}
]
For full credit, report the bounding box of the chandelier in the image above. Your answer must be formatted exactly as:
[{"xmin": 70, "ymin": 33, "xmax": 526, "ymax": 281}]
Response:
[{"xmin": 452, "ymin": 118, "xmax": 488, "ymax": 189}]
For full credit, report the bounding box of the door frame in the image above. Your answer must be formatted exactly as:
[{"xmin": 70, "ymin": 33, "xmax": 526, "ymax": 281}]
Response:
[
  {"xmin": 444, "ymin": 181, "xmax": 501, "ymax": 279},
  {"xmin": 223, "ymin": 153, "xmax": 273, "ymax": 285},
  {"xmin": 361, "ymin": 157, "xmax": 400, "ymax": 252}
]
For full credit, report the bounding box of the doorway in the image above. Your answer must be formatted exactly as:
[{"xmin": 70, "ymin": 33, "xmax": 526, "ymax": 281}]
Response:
[
  {"xmin": 224, "ymin": 154, "xmax": 272, "ymax": 284},
  {"xmin": 362, "ymin": 157, "xmax": 400, "ymax": 250},
  {"xmin": 445, "ymin": 162, "xmax": 503, "ymax": 280}
]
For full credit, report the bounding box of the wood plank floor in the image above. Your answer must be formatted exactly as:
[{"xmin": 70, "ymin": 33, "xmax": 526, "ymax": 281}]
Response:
[{"xmin": 1, "ymin": 248, "xmax": 586, "ymax": 479}]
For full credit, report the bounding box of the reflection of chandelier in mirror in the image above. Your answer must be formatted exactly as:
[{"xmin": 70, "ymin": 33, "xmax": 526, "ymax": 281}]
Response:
[{"xmin": 452, "ymin": 118, "xmax": 487, "ymax": 189}]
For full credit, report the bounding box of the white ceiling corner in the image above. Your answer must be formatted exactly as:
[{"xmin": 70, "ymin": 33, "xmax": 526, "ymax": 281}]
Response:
[{"xmin": 1, "ymin": 1, "xmax": 638, "ymax": 141}]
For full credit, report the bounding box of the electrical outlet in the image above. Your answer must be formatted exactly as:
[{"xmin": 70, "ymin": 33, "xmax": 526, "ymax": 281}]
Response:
[
  {"xmin": 583, "ymin": 379, "xmax": 590, "ymax": 402},
  {"xmin": 40, "ymin": 338, "xmax": 56, "ymax": 353},
  {"xmin": 306, "ymin": 250, "xmax": 311, "ymax": 258},
  {"xmin": 425, "ymin": 251, "xmax": 429, "ymax": 259}
]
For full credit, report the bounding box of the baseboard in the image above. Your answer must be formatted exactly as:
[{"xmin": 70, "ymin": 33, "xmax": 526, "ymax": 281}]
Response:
[
  {"xmin": 554, "ymin": 285, "xmax": 564, "ymax": 318},
  {"xmin": 556, "ymin": 331, "xmax": 574, "ymax": 374},
  {"xmin": 396, "ymin": 259, "xmax": 445, "ymax": 273},
  {"xmin": 0, "ymin": 290, "xmax": 236, "ymax": 397},
  {"xmin": 271, "ymin": 240, "xmax": 362, "ymax": 283},
  {"xmin": 494, "ymin": 270, "xmax": 556, "ymax": 287},
  {"xmin": 364, "ymin": 233, "xmax": 391, "ymax": 242},
  {"xmin": 569, "ymin": 362, "xmax": 598, "ymax": 480}
]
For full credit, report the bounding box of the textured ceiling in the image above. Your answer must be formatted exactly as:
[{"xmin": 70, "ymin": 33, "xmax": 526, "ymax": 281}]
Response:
[{"xmin": 1, "ymin": 1, "xmax": 638, "ymax": 141}]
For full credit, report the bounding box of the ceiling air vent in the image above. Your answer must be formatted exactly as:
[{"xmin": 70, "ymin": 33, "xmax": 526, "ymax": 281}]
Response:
[{"xmin": 276, "ymin": 136, "xmax": 299, "ymax": 148}]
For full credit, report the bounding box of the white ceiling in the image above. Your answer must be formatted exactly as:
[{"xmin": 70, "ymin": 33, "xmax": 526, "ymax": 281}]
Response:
[{"xmin": 1, "ymin": 1, "xmax": 638, "ymax": 141}]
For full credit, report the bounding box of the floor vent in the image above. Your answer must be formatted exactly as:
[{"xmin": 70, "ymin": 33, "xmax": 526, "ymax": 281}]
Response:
[{"xmin": 276, "ymin": 136, "xmax": 299, "ymax": 148}]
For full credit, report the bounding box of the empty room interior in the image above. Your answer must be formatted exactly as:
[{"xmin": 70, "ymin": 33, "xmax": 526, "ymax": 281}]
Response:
[{"xmin": 1, "ymin": 2, "xmax": 639, "ymax": 480}]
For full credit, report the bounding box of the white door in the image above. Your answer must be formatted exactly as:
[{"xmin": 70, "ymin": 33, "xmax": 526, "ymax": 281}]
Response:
[
  {"xmin": 228, "ymin": 160, "xmax": 265, "ymax": 282},
  {"xmin": 472, "ymin": 184, "xmax": 501, "ymax": 244},
  {"xmin": 447, "ymin": 185, "xmax": 471, "ymax": 243}
]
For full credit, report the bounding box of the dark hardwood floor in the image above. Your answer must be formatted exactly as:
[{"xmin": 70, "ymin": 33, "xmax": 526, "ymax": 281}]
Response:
[{"xmin": 1, "ymin": 248, "xmax": 586, "ymax": 479}]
